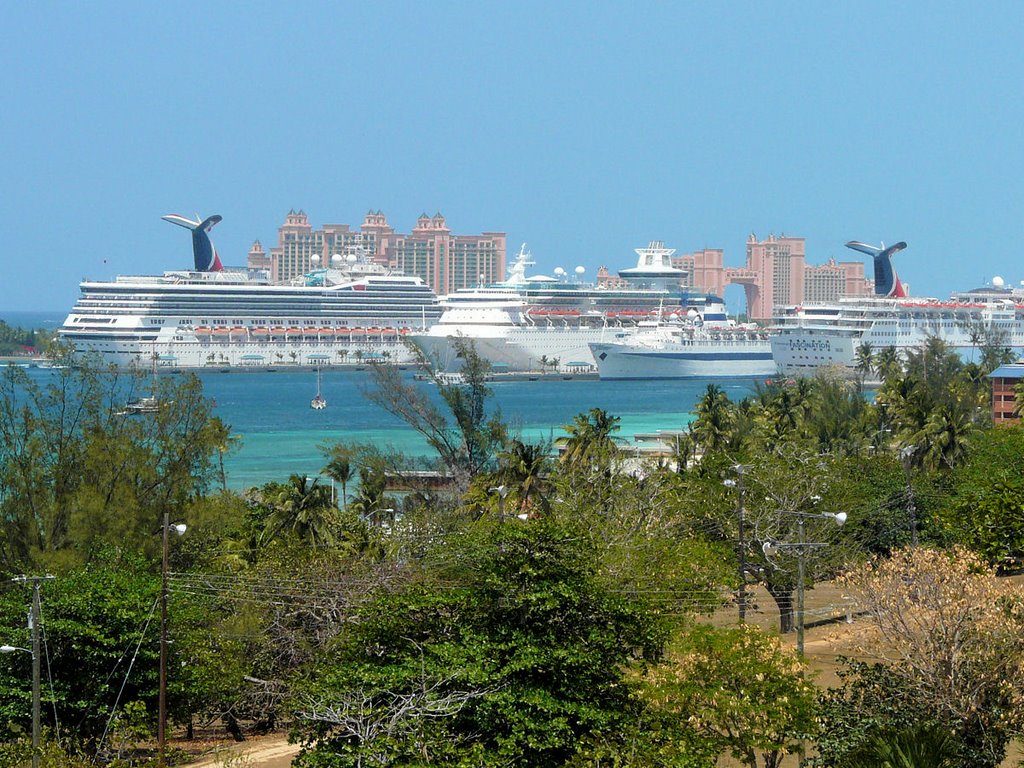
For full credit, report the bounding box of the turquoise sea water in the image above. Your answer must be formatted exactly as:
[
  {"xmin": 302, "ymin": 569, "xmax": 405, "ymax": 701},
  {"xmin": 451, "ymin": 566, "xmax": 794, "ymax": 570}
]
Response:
[
  {"xmin": 201, "ymin": 370, "xmax": 762, "ymax": 489},
  {"xmin": 9, "ymin": 366, "xmax": 762, "ymax": 490}
]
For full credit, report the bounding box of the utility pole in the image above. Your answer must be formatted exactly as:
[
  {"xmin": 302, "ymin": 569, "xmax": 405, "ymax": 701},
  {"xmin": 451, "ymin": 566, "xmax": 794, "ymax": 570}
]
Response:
[
  {"xmin": 159, "ymin": 515, "xmax": 187, "ymax": 768},
  {"xmin": 737, "ymin": 471, "xmax": 747, "ymax": 621},
  {"xmin": 900, "ymin": 446, "xmax": 919, "ymax": 546},
  {"xmin": 159, "ymin": 512, "xmax": 170, "ymax": 766},
  {"xmin": 12, "ymin": 575, "xmax": 55, "ymax": 768},
  {"xmin": 724, "ymin": 465, "xmax": 748, "ymax": 622},
  {"xmin": 762, "ymin": 511, "xmax": 846, "ymax": 657}
]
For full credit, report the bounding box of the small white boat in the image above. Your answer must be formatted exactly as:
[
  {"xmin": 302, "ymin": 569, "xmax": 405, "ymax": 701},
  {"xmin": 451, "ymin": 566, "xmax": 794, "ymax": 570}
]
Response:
[
  {"xmin": 310, "ymin": 367, "xmax": 327, "ymax": 409},
  {"xmin": 117, "ymin": 395, "xmax": 160, "ymax": 416}
]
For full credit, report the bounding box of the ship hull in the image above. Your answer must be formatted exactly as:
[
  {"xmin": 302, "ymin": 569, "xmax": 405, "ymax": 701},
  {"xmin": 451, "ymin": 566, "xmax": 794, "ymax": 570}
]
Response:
[
  {"xmin": 410, "ymin": 326, "xmax": 626, "ymax": 373},
  {"xmin": 590, "ymin": 341, "xmax": 776, "ymax": 379}
]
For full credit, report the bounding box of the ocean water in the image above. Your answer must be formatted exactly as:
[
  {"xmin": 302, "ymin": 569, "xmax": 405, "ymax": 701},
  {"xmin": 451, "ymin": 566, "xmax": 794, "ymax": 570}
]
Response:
[
  {"xmin": 200, "ymin": 370, "xmax": 761, "ymax": 489},
  {"xmin": 8, "ymin": 367, "xmax": 761, "ymax": 489},
  {"xmin": 0, "ymin": 310, "xmax": 66, "ymax": 330}
]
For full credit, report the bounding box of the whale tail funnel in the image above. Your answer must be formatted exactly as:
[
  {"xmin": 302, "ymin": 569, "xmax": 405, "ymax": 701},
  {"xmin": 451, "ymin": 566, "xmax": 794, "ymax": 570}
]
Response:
[
  {"xmin": 845, "ymin": 240, "xmax": 907, "ymax": 297},
  {"xmin": 162, "ymin": 213, "xmax": 224, "ymax": 271}
]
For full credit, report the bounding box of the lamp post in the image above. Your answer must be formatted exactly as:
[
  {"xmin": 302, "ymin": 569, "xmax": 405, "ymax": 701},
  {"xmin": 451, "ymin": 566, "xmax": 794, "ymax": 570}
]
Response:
[
  {"xmin": 723, "ymin": 464, "xmax": 749, "ymax": 622},
  {"xmin": 763, "ymin": 510, "xmax": 847, "ymax": 657},
  {"xmin": 7, "ymin": 574, "xmax": 54, "ymax": 768},
  {"xmin": 159, "ymin": 515, "xmax": 187, "ymax": 767}
]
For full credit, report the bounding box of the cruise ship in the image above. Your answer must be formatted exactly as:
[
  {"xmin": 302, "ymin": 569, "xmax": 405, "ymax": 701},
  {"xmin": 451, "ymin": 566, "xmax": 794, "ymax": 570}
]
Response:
[
  {"xmin": 58, "ymin": 214, "xmax": 442, "ymax": 370},
  {"xmin": 409, "ymin": 242, "xmax": 735, "ymax": 373},
  {"xmin": 589, "ymin": 322, "xmax": 775, "ymax": 379},
  {"xmin": 771, "ymin": 240, "xmax": 1024, "ymax": 375}
]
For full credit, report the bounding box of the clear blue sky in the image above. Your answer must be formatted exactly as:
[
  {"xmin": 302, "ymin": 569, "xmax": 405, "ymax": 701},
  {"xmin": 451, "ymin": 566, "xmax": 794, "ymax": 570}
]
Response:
[{"xmin": 3, "ymin": 2, "xmax": 1023, "ymax": 312}]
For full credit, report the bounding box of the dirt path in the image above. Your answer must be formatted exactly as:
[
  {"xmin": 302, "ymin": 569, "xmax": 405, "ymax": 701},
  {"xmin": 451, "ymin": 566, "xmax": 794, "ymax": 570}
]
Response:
[{"xmin": 182, "ymin": 736, "xmax": 300, "ymax": 768}]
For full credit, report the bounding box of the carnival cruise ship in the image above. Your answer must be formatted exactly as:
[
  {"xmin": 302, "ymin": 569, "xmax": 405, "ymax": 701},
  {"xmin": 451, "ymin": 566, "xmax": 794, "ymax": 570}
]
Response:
[
  {"xmin": 770, "ymin": 241, "xmax": 1024, "ymax": 375},
  {"xmin": 58, "ymin": 214, "xmax": 442, "ymax": 369},
  {"xmin": 410, "ymin": 242, "xmax": 735, "ymax": 372}
]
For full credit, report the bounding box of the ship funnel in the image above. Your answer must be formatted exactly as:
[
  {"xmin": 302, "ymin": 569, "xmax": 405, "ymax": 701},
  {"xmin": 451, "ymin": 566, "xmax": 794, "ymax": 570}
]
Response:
[
  {"xmin": 845, "ymin": 240, "xmax": 907, "ymax": 297},
  {"xmin": 162, "ymin": 213, "xmax": 225, "ymax": 272}
]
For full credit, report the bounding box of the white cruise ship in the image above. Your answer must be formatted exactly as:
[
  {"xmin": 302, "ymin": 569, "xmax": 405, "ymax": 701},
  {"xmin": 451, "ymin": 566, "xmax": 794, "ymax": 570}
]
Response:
[
  {"xmin": 409, "ymin": 241, "xmax": 734, "ymax": 373},
  {"xmin": 58, "ymin": 214, "xmax": 442, "ymax": 370},
  {"xmin": 589, "ymin": 322, "xmax": 775, "ymax": 379},
  {"xmin": 770, "ymin": 240, "xmax": 1024, "ymax": 375}
]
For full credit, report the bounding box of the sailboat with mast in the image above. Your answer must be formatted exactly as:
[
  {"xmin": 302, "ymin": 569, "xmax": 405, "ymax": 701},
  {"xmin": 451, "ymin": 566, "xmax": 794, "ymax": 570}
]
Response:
[{"xmin": 310, "ymin": 366, "xmax": 327, "ymax": 410}]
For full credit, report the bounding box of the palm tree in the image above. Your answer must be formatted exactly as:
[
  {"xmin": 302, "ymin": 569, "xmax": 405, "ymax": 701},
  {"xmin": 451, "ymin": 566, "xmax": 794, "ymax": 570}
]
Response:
[
  {"xmin": 556, "ymin": 407, "xmax": 622, "ymax": 467},
  {"xmin": 495, "ymin": 439, "xmax": 549, "ymax": 514},
  {"xmin": 208, "ymin": 416, "xmax": 240, "ymax": 492},
  {"xmin": 691, "ymin": 383, "xmax": 733, "ymax": 453},
  {"xmin": 323, "ymin": 448, "xmax": 356, "ymax": 507},
  {"xmin": 263, "ymin": 474, "xmax": 337, "ymax": 546},
  {"xmin": 855, "ymin": 342, "xmax": 875, "ymax": 390},
  {"xmin": 844, "ymin": 724, "xmax": 957, "ymax": 768},
  {"xmin": 1014, "ymin": 379, "xmax": 1024, "ymax": 417},
  {"xmin": 907, "ymin": 403, "xmax": 974, "ymax": 471},
  {"xmin": 876, "ymin": 346, "xmax": 902, "ymax": 383}
]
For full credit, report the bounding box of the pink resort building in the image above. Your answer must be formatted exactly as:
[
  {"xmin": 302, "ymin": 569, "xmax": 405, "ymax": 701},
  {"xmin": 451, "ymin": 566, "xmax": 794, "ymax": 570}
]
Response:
[{"xmin": 250, "ymin": 210, "xmax": 506, "ymax": 296}]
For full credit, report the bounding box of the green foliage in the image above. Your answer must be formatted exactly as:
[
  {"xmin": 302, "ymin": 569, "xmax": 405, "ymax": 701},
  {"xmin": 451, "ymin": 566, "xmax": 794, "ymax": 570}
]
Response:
[
  {"xmin": 0, "ymin": 736, "xmax": 93, "ymax": 768},
  {"xmin": 841, "ymin": 723, "xmax": 958, "ymax": 768},
  {"xmin": 293, "ymin": 517, "xmax": 667, "ymax": 767},
  {"xmin": 936, "ymin": 425, "xmax": 1024, "ymax": 565},
  {"xmin": 0, "ymin": 321, "xmax": 48, "ymax": 356},
  {"xmin": 556, "ymin": 407, "xmax": 622, "ymax": 470},
  {"xmin": 364, "ymin": 339, "xmax": 507, "ymax": 490},
  {"xmin": 641, "ymin": 624, "xmax": 817, "ymax": 768},
  {"xmin": 0, "ymin": 362, "xmax": 225, "ymax": 570},
  {"xmin": 812, "ymin": 660, "xmax": 940, "ymax": 767},
  {"xmin": 0, "ymin": 549, "xmax": 159, "ymax": 741},
  {"xmin": 812, "ymin": 660, "xmax": 1004, "ymax": 768}
]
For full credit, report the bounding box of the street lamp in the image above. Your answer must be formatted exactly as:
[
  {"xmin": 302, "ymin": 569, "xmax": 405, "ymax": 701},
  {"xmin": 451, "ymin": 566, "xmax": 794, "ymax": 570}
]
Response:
[
  {"xmin": 7, "ymin": 574, "xmax": 54, "ymax": 768},
  {"xmin": 159, "ymin": 515, "xmax": 187, "ymax": 767},
  {"xmin": 762, "ymin": 510, "xmax": 847, "ymax": 657},
  {"xmin": 488, "ymin": 485, "xmax": 529, "ymax": 522},
  {"xmin": 489, "ymin": 485, "xmax": 509, "ymax": 522}
]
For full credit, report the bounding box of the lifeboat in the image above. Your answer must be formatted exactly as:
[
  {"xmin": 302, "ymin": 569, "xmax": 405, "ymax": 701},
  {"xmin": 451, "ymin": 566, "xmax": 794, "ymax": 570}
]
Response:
[
  {"xmin": 270, "ymin": 326, "xmax": 286, "ymax": 335},
  {"xmin": 398, "ymin": 328, "xmax": 411, "ymax": 335},
  {"xmin": 286, "ymin": 327, "xmax": 303, "ymax": 335},
  {"xmin": 319, "ymin": 327, "xmax": 335, "ymax": 335},
  {"xmin": 252, "ymin": 327, "xmax": 269, "ymax": 335},
  {"xmin": 194, "ymin": 326, "xmax": 212, "ymax": 335},
  {"xmin": 349, "ymin": 327, "xmax": 365, "ymax": 335},
  {"xmin": 213, "ymin": 327, "xmax": 230, "ymax": 335}
]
